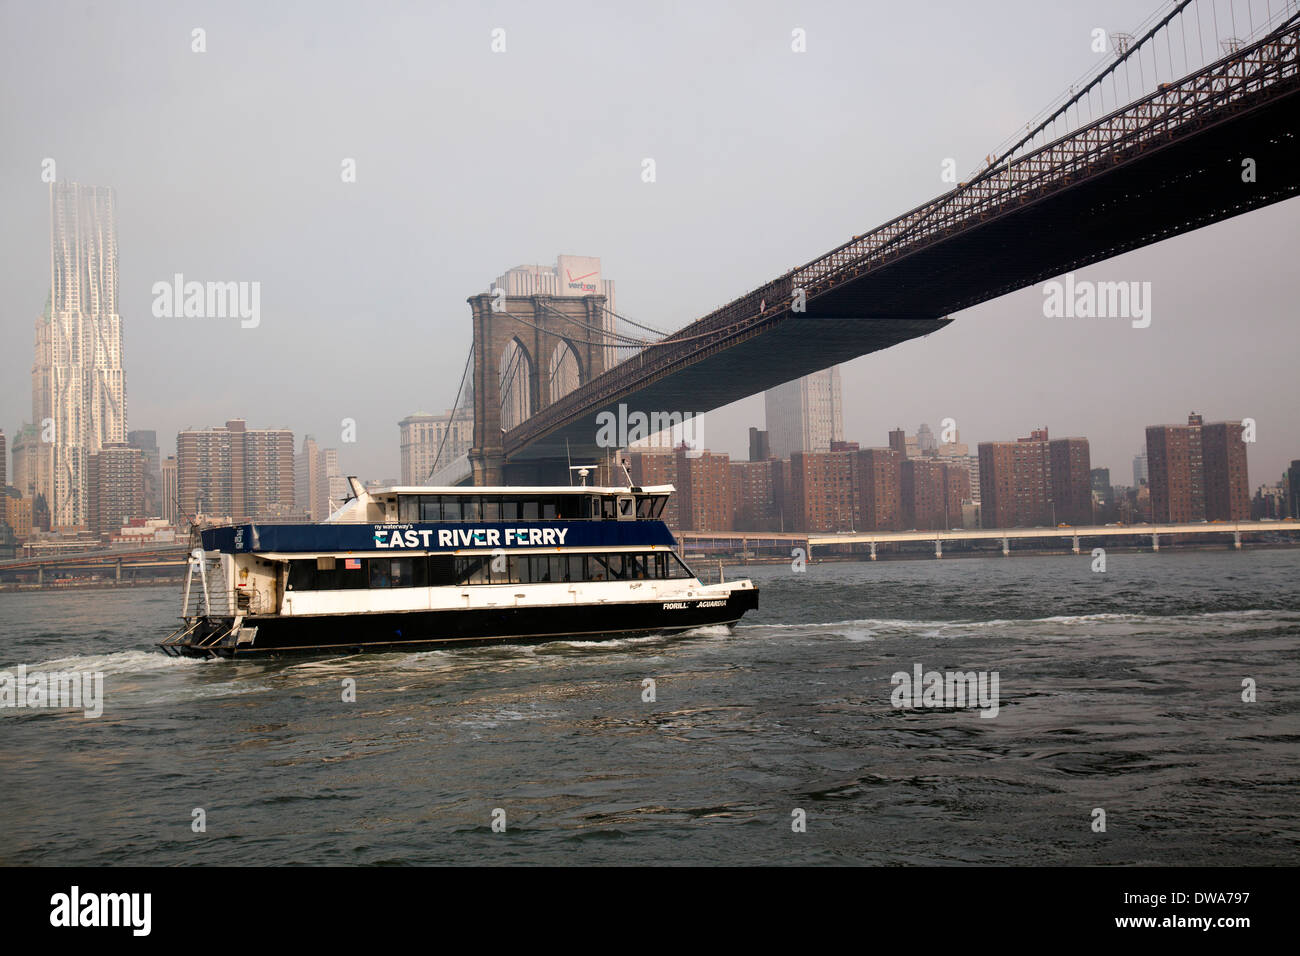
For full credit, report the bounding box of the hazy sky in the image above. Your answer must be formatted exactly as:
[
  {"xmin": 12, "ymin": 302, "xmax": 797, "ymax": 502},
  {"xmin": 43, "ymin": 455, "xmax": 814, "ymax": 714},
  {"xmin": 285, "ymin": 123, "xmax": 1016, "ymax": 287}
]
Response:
[{"xmin": 2, "ymin": 0, "xmax": 1297, "ymax": 486}]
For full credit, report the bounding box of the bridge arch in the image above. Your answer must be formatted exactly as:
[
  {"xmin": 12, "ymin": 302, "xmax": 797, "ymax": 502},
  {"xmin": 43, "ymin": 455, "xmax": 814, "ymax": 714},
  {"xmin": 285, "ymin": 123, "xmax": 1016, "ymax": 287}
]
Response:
[
  {"xmin": 499, "ymin": 337, "xmax": 534, "ymax": 433},
  {"xmin": 548, "ymin": 339, "xmax": 583, "ymax": 405}
]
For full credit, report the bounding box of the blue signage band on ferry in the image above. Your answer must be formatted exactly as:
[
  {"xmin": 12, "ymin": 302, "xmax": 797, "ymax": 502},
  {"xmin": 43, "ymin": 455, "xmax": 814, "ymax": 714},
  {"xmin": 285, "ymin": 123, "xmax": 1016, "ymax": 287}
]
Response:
[{"xmin": 203, "ymin": 520, "xmax": 677, "ymax": 554}]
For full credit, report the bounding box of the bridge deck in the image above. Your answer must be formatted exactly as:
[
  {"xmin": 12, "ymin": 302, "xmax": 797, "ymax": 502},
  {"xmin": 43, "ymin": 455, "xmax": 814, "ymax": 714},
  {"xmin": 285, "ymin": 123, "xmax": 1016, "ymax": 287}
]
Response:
[{"xmin": 502, "ymin": 22, "xmax": 1300, "ymax": 467}]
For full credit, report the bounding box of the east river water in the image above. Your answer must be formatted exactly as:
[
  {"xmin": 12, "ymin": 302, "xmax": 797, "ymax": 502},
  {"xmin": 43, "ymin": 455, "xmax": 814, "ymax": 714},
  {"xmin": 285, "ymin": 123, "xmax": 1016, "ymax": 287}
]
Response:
[{"xmin": 2, "ymin": 549, "xmax": 1297, "ymax": 865}]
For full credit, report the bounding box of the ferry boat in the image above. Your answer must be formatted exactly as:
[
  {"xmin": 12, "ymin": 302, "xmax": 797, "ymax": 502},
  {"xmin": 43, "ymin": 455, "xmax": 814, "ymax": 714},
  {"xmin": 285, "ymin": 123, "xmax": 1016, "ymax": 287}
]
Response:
[{"xmin": 159, "ymin": 479, "xmax": 758, "ymax": 658}]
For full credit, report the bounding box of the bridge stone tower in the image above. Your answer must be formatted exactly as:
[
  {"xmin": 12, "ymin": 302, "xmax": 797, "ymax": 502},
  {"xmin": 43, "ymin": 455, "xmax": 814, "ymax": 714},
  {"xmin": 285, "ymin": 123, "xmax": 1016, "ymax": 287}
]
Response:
[{"xmin": 467, "ymin": 293, "xmax": 608, "ymax": 486}]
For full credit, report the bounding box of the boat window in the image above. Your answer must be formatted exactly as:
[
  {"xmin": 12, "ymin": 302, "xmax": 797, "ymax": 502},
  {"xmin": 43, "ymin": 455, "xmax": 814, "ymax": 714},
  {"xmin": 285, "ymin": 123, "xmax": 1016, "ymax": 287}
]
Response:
[
  {"xmin": 667, "ymin": 552, "xmax": 694, "ymax": 579},
  {"xmin": 616, "ymin": 496, "xmax": 635, "ymax": 520},
  {"xmin": 588, "ymin": 496, "xmax": 601, "ymax": 520},
  {"xmin": 292, "ymin": 550, "xmax": 696, "ymax": 589},
  {"xmin": 627, "ymin": 554, "xmax": 651, "ymax": 579},
  {"xmin": 654, "ymin": 553, "xmax": 669, "ymax": 580},
  {"xmin": 636, "ymin": 497, "xmax": 655, "ymax": 519},
  {"xmin": 390, "ymin": 558, "xmax": 416, "ymax": 588},
  {"xmin": 442, "ymin": 497, "xmax": 462, "ymax": 522},
  {"xmin": 481, "ymin": 496, "xmax": 501, "ymax": 521},
  {"xmin": 455, "ymin": 556, "xmax": 491, "ymax": 585},
  {"xmin": 428, "ymin": 554, "xmax": 456, "ymax": 586},
  {"xmin": 420, "ymin": 496, "xmax": 443, "ymax": 522},
  {"xmin": 287, "ymin": 560, "xmax": 315, "ymax": 590},
  {"xmin": 601, "ymin": 496, "xmax": 617, "ymax": 520},
  {"xmin": 652, "ymin": 552, "xmax": 692, "ymax": 579},
  {"xmin": 487, "ymin": 555, "xmax": 516, "ymax": 584},
  {"xmin": 399, "ymin": 496, "xmax": 419, "ymax": 522},
  {"xmin": 652, "ymin": 497, "xmax": 667, "ymax": 518},
  {"xmin": 369, "ymin": 560, "xmax": 393, "ymax": 589},
  {"xmin": 594, "ymin": 554, "xmax": 628, "ymax": 579},
  {"xmin": 462, "ymin": 497, "xmax": 481, "ymax": 522},
  {"xmin": 521, "ymin": 499, "xmax": 540, "ymax": 520},
  {"xmin": 407, "ymin": 551, "xmax": 692, "ymax": 585},
  {"xmin": 338, "ymin": 559, "xmax": 368, "ymax": 588},
  {"xmin": 409, "ymin": 557, "xmax": 429, "ymax": 588},
  {"xmin": 542, "ymin": 497, "xmax": 559, "ymax": 520},
  {"xmin": 527, "ymin": 556, "xmax": 552, "ymax": 582},
  {"xmin": 501, "ymin": 498, "xmax": 519, "ymax": 521}
]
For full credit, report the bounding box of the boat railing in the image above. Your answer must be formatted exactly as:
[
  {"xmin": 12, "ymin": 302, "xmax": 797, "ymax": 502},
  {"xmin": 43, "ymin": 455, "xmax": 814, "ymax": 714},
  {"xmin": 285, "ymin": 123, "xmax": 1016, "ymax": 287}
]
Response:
[{"xmin": 182, "ymin": 584, "xmax": 267, "ymax": 618}]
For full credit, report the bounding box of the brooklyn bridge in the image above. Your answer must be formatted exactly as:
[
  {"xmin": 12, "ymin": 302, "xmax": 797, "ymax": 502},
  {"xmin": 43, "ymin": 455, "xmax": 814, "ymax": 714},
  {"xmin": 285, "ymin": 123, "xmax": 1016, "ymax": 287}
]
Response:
[{"xmin": 419, "ymin": 1, "xmax": 1300, "ymax": 487}]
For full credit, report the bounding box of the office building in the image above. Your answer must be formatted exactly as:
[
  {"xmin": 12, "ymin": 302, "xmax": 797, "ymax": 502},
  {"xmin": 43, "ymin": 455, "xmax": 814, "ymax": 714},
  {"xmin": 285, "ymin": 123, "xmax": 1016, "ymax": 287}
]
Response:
[
  {"xmin": 160, "ymin": 456, "xmax": 178, "ymax": 525},
  {"xmin": 295, "ymin": 437, "xmax": 344, "ymax": 521},
  {"xmin": 128, "ymin": 430, "xmax": 162, "ymax": 517},
  {"xmin": 400, "ymin": 409, "xmax": 474, "ymax": 486},
  {"xmin": 5, "ymin": 493, "xmax": 32, "ymax": 541},
  {"xmin": 765, "ymin": 368, "xmax": 843, "ymax": 460},
  {"xmin": 1133, "ymin": 452, "xmax": 1149, "ymax": 487},
  {"xmin": 32, "ymin": 182, "xmax": 128, "ymax": 529}
]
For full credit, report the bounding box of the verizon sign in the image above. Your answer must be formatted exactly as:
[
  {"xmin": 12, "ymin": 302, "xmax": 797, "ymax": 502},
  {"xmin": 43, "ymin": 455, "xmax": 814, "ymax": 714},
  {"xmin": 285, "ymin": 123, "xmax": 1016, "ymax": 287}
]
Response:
[{"xmin": 557, "ymin": 254, "xmax": 601, "ymax": 295}]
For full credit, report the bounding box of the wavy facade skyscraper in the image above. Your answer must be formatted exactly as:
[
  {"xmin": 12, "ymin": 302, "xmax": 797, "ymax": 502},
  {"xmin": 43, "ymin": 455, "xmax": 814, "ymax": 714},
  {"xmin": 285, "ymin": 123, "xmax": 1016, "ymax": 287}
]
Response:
[{"xmin": 31, "ymin": 181, "xmax": 128, "ymax": 529}]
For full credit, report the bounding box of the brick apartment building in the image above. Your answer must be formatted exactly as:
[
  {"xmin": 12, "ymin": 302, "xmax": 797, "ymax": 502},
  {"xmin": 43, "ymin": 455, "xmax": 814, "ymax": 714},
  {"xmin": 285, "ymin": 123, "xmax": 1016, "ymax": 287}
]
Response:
[
  {"xmin": 177, "ymin": 419, "xmax": 295, "ymax": 523},
  {"xmin": 1146, "ymin": 413, "xmax": 1249, "ymax": 522}
]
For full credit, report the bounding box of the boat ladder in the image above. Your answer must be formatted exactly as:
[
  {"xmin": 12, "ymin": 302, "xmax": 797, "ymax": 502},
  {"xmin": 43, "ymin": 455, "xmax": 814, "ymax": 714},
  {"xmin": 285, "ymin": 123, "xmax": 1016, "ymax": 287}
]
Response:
[
  {"xmin": 193, "ymin": 620, "xmax": 239, "ymax": 652},
  {"xmin": 159, "ymin": 619, "xmax": 201, "ymax": 657}
]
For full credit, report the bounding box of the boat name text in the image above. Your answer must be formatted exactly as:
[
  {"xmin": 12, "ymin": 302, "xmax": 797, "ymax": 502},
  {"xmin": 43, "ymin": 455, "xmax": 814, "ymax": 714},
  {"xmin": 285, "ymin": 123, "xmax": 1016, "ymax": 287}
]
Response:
[{"xmin": 373, "ymin": 525, "xmax": 569, "ymax": 549}]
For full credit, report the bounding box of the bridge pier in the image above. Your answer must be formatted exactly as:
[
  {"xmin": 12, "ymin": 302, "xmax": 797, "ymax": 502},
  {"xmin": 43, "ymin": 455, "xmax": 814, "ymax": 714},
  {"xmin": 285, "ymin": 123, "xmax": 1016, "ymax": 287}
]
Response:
[
  {"xmin": 115, "ymin": 559, "xmax": 122, "ymax": 584},
  {"xmin": 37, "ymin": 564, "xmax": 44, "ymax": 587},
  {"xmin": 869, "ymin": 542, "xmax": 877, "ymax": 561}
]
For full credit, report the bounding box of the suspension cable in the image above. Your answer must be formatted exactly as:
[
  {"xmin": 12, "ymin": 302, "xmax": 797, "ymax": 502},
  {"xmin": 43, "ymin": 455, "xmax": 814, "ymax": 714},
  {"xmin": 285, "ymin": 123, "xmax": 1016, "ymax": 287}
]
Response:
[{"xmin": 424, "ymin": 343, "xmax": 474, "ymax": 482}]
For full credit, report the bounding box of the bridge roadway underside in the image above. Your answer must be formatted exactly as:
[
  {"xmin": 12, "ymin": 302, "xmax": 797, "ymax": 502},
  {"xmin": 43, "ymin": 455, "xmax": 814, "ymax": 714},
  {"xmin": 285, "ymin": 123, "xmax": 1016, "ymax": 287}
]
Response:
[
  {"xmin": 502, "ymin": 81, "xmax": 1300, "ymax": 482},
  {"xmin": 501, "ymin": 314, "xmax": 946, "ymax": 482}
]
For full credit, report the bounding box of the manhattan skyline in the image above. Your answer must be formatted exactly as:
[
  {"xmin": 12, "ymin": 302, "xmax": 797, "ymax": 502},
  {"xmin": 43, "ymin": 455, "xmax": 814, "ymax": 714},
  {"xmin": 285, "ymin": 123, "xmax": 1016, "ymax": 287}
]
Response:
[{"xmin": 1, "ymin": 0, "xmax": 1297, "ymax": 485}]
